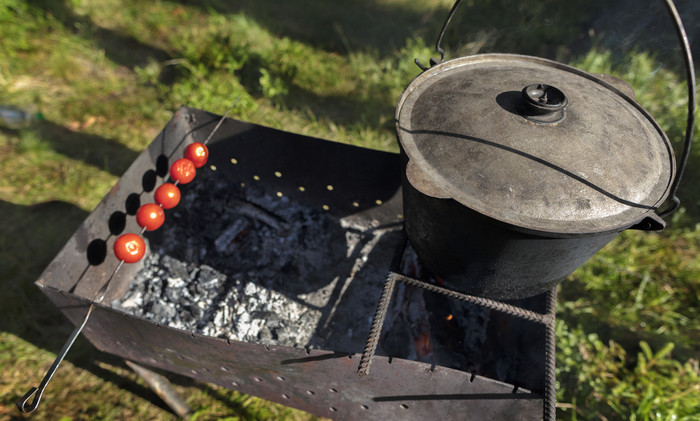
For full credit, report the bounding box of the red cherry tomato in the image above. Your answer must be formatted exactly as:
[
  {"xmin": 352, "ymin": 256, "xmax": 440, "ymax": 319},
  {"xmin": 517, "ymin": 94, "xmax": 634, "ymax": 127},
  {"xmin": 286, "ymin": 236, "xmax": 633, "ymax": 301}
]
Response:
[
  {"xmin": 170, "ymin": 158, "xmax": 196, "ymax": 184},
  {"xmin": 184, "ymin": 142, "xmax": 209, "ymax": 168},
  {"xmin": 114, "ymin": 233, "xmax": 145, "ymax": 263},
  {"xmin": 136, "ymin": 203, "xmax": 165, "ymax": 231},
  {"xmin": 154, "ymin": 183, "xmax": 180, "ymax": 209}
]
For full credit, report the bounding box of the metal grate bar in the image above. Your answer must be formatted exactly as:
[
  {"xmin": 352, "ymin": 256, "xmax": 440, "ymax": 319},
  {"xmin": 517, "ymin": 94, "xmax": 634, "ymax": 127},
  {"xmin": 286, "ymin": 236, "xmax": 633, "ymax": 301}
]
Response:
[{"xmin": 357, "ymin": 230, "xmax": 558, "ymax": 420}]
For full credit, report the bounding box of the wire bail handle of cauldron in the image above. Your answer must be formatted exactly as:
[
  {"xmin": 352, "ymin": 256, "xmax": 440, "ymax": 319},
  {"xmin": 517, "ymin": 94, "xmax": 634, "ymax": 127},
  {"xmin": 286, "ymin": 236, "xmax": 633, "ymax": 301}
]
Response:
[{"xmin": 415, "ymin": 0, "xmax": 695, "ymax": 219}]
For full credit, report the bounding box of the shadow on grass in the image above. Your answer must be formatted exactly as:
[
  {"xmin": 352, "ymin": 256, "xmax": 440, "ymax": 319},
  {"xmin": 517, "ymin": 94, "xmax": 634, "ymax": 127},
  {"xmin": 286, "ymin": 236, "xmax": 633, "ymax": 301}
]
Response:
[
  {"xmin": 232, "ymin": 49, "xmax": 398, "ymax": 135},
  {"xmin": 35, "ymin": 120, "xmax": 141, "ymax": 177},
  {"xmin": 26, "ymin": 0, "xmax": 173, "ymax": 72},
  {"xmin": 585, "ymin": 0, "xmax": 700, "ymax": 66},
  {"xmin": 171, "ymin": 0, "xmax": 613, "ymax": 60},
  {"xmin": 171, "ymin": 0, "xmax": 443, "ymax": 57}
]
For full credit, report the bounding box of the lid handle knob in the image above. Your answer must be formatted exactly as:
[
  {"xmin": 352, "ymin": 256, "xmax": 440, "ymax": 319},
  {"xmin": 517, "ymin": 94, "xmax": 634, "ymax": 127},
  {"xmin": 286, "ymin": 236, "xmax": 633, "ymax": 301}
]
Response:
[{"xmin": 520, "ymin": 84, "xmax": 568, "ymax": 124}]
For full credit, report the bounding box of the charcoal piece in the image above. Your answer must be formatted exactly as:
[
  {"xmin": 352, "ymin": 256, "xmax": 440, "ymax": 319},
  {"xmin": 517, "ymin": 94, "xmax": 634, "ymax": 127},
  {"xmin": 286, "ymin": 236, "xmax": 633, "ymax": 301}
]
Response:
[
  {"xmin": 214, "ymin": 218, "xmax": 248, "ymax": 253},
  {"xmin": 162, "ymin": 255, "xmax": 190, "ymax": 281},
  {"xmin": 151, "ymin": 301, "xmax": 177, "ymax": 321},
  {"xmin": 379, "ymin": 315, "xmax": 412, "ymax": 359},
  {"xmin": 164, "ymin": 278, "xmax": 187, "ymax": 303}
]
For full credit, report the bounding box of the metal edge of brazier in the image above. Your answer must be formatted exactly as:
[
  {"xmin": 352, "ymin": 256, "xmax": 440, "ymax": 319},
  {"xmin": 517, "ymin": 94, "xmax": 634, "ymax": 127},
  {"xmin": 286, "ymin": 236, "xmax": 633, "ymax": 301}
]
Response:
[
  {"xmin": 37, "ymin": 285, "xmax": 542, "ymax": 420},
  {"xmin": 33, "ymin": 106, "xmax": 544, "ymax": 420}
]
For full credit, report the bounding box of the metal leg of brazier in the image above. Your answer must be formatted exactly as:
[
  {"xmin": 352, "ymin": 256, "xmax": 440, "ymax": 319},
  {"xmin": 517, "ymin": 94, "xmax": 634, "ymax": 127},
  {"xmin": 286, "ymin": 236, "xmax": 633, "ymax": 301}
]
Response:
[{"xmin": 125, "ymin": 360, "xmax": 192, "ymax": 419}]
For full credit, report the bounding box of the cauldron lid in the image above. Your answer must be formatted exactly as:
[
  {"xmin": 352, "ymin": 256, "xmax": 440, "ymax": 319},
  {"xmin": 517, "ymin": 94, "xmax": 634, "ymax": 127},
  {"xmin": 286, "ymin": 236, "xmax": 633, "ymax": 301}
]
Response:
[{"xmin": 396, "ymin": 54, "xmax": 675, "ymax": 234}]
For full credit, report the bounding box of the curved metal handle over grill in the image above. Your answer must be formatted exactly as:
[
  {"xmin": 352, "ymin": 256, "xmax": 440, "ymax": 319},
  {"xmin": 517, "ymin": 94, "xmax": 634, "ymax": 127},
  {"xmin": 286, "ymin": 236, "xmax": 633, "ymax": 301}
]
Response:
[
  {"xmin": 658, "ymin": 0, "xmax": 695, "ymax": 218},
  {"xmin": 416, "ymin": 0, "xmax": 695, "ymax": 220},
  {"xmin": 414, "ymin": 0, "xmax": 462, "ymax": 71}
]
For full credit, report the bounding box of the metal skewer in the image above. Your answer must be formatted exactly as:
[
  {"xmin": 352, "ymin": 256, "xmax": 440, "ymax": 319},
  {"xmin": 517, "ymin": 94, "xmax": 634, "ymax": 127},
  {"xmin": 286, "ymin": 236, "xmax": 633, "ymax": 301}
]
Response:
[
  {"xmin": 17, "ymin": 99, "xmax": 238, "ymax": 414},
  {"xmin": 17, "ymin": 259, "xmax": 124, "ymax": 413}
]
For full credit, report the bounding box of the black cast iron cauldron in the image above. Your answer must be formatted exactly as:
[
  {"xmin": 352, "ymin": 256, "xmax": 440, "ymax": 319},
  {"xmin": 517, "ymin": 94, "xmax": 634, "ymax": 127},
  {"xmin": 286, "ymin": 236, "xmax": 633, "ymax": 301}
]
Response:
[{"xmin": 396, "ymin": 1, "xmax": 695, "ymax": 300}]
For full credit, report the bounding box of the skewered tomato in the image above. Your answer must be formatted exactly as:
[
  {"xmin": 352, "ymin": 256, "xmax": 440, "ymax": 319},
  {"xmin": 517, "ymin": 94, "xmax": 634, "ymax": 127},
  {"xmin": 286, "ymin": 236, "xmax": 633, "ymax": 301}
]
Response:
[
  {"xmin": 184, "ymin": 142, "xmax": 209, "ymax": 168},
  {"xmin": 154, "ymin": 183, "xmax": 180, "ymax": 209},
  {"xmin": 136, "ymin": 203, "xmax": 165, "ymax": 231},
  {"xmin": 170, "ymin": 158, "xmax": 196, "ymax": 184},
  {"xmin": 114, "ymin": 233, "xmax": 145, "ymax": 263}
]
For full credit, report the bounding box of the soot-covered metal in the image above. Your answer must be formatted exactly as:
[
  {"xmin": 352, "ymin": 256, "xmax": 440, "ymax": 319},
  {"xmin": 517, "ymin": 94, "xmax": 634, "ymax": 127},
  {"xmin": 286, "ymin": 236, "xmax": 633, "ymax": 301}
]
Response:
[
  {"xmin": 114, "ymin": 167, "xmax": 547, "ymax": 389},
  {"xmin": 35, "ymin": 107, "xmax": 546, "ymax": 420}
]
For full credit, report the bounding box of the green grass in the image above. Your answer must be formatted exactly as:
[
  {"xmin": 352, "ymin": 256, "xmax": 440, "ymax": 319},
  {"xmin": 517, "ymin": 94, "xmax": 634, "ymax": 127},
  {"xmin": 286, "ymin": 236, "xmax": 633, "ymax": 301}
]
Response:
[{"xmin": 0, "ymin": 0, "xmax": 698, "ymax": 420}]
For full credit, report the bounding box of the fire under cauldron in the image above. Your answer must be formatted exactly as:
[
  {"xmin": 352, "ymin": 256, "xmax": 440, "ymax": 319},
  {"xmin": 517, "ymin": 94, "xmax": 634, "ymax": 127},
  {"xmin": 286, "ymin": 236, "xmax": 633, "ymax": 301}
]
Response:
[{"xmin": 19, "ymin": 0, "xmax": 694, "ymax": 420}]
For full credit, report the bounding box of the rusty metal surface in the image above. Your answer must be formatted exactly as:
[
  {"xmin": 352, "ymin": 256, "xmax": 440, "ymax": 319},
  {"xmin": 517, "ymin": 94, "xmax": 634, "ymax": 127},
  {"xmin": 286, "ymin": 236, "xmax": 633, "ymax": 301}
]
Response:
[
  {"xmin": 34, "ymin": 107, "xmax": 543, "ymax": 419},
  {"xmin": 39, "ymin": 286, "xmax": 542, "ymax": 420},
  {"xmin": 396, "ymin": 53, "xmax": 674, "ymax": 235}
]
